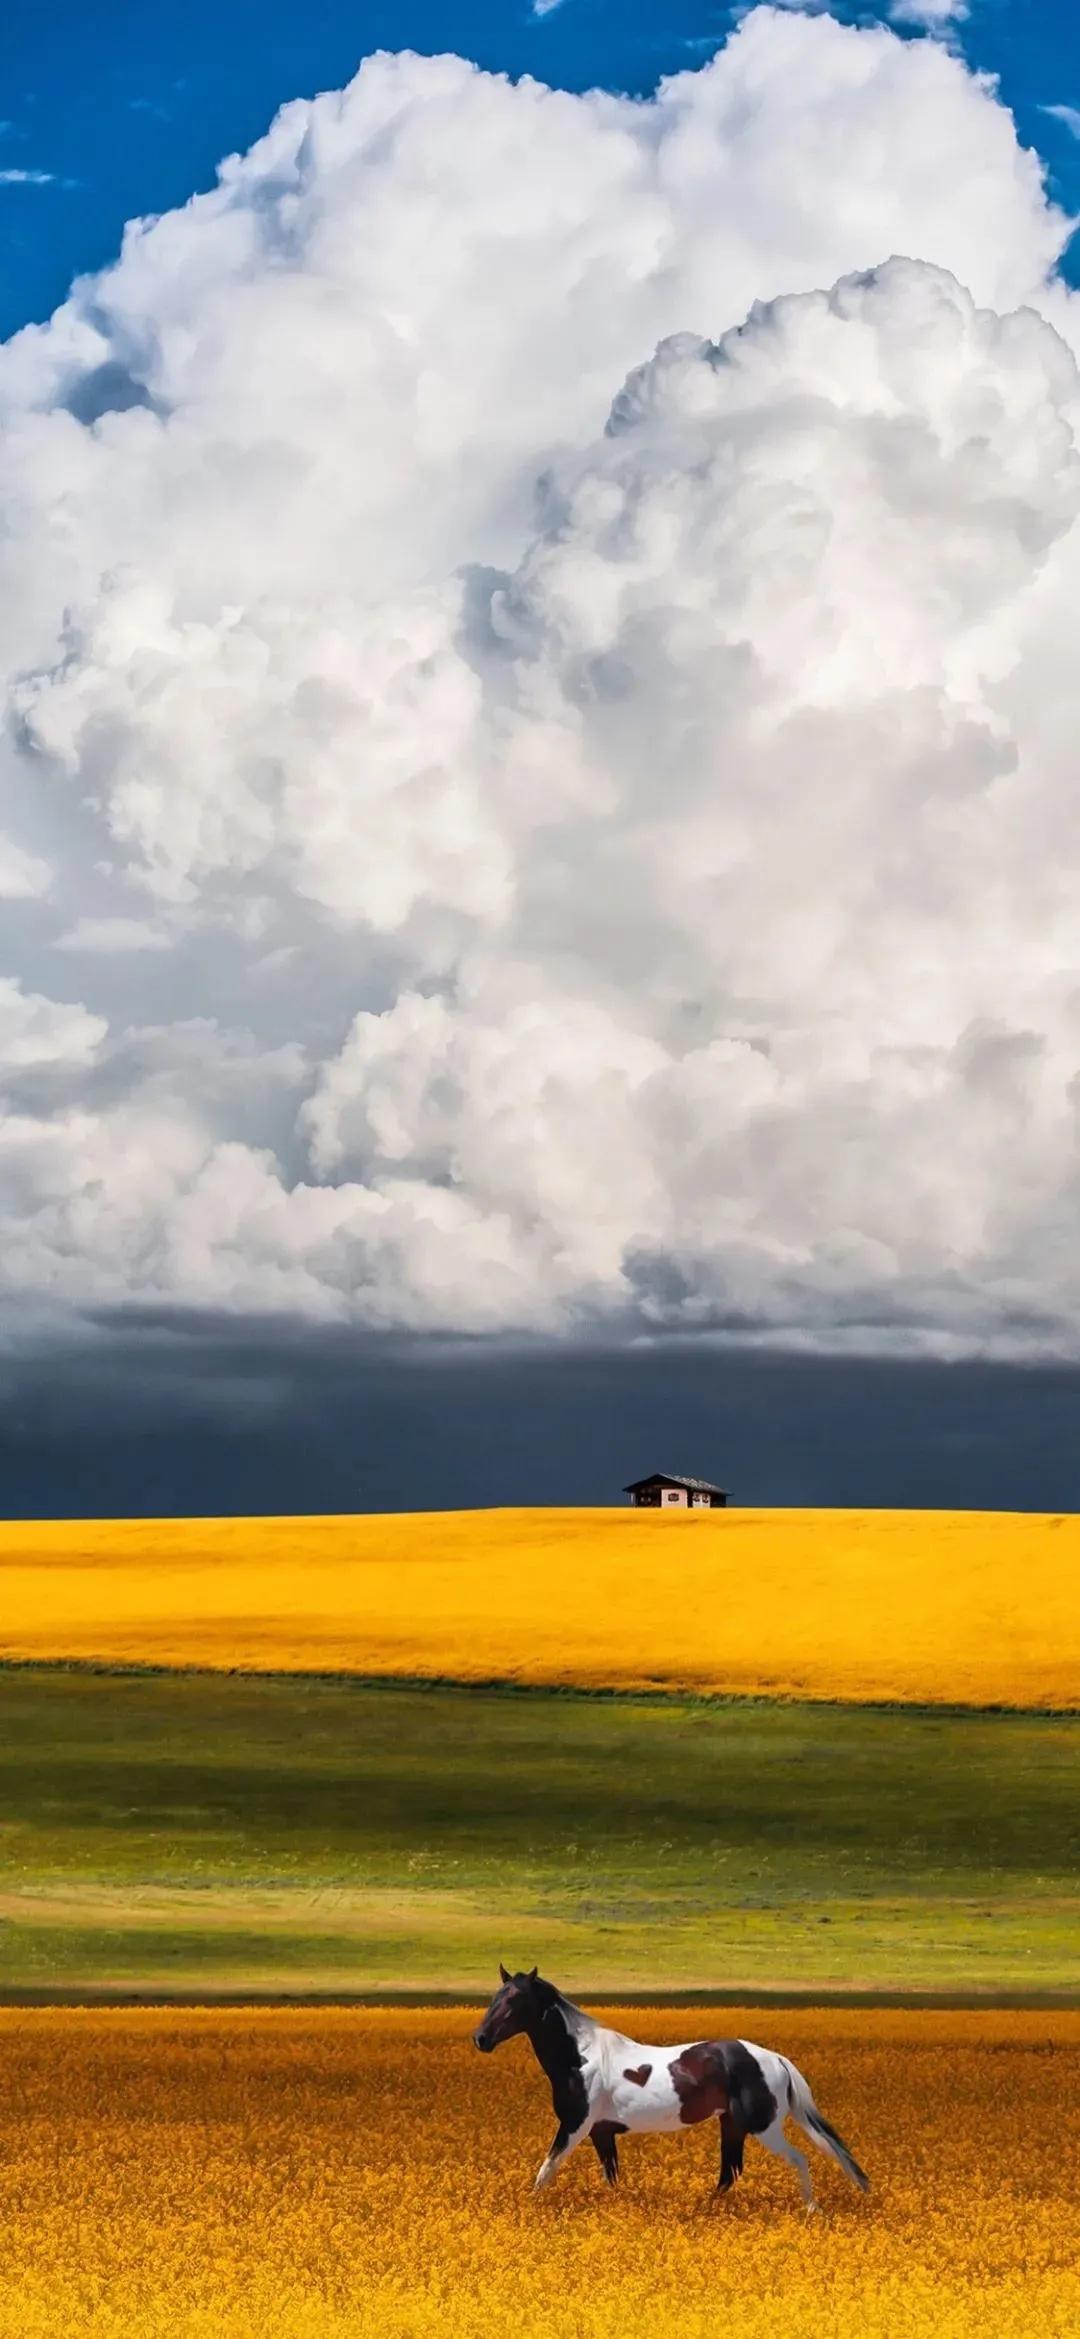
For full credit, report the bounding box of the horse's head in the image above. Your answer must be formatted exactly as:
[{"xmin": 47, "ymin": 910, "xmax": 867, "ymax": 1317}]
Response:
[{"xmin": 473, "ymin": 1964, "xmax": 540, "ymax": 2052}]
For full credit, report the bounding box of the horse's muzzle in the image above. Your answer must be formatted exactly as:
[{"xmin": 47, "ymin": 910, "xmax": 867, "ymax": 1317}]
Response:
[{"xmin": 473, "ymin": 2028, "xmax": 494, "ymax": 2052}]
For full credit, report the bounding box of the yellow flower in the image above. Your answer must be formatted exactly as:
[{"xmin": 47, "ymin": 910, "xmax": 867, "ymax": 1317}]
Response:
[
  {"xmin": 0, "ymin": 1505, "xmax": 1076, "ymax": 1707},
  {"xmin": 0, "ymin": 2006, "xmax": 1075, "ymax": 2338}
]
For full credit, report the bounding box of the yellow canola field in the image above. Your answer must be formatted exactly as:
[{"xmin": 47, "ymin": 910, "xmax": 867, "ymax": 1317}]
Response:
[
  {"xmin": 0, "ymin": 2007, "xmax": 1076, "ymax": 2339},
  {"xmin": 1, "ymin": 1505, "xmax": 1077, "ymax": 1706}
]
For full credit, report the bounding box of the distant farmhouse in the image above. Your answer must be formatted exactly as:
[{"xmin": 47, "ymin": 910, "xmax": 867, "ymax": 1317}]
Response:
[{"xmin": 624, "ymin": 1471, "xmax": 729, "ymax": 1510}]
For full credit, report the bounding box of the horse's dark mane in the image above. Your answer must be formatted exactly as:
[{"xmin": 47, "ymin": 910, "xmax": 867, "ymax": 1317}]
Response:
[
  {"xmin": 523, "ymin": 1974, "xmax": 565, "ymax": 2013},
  {"xmin": 522, "ymin": 1973, "xmax": 586, "ymax": 2024},
  {"xmin": 519, "ymin": 1975, "xmax": 589, "ymax": 2130}
]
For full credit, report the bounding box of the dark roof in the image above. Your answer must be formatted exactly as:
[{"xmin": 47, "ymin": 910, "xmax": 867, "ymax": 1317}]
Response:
[{"xmin": 623, "ymin": 1471, "xmax": 730, "ymax": 1495}]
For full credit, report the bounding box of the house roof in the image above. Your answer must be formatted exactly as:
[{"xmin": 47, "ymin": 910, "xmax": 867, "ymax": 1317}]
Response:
[{"xmin": 623, "ymin": 1471, "xmax": 730, "ymax": 1495}]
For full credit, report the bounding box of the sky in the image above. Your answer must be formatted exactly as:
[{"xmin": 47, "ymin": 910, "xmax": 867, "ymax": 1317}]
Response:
[
  {"xmin": 3, "ymin": 1, "xmax": 1080, "ymax": 1511},
  {"xmin": 2, "ymin": 2, "xmax": 1080, "ymax": 340}
]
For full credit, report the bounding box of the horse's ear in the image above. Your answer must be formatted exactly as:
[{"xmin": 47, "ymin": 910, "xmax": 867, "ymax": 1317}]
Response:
[
  {"xmin": 499, "ymin": 1962, "xmax": 510, "ymax": 1985},
  {"xmin": 528, "ymin": 1966, "xmax": 538, "ymax": 1983}
]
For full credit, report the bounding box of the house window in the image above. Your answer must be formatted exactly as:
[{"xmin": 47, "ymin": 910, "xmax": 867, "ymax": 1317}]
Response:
[{"xmin": 665, "ymin": 1490, "xmax": 681, "ymax": 1503}]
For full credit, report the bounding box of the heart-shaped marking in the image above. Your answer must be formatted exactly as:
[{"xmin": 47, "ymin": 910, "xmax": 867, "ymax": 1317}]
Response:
[{"xmin": 623, "ymin": 2064, "xmax": 652, "ymax": 2087}]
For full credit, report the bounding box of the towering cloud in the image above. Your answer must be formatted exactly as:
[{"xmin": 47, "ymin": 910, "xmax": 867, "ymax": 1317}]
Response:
[{"xmin": 1, "ymin": 7, "xmax": 1078, "ymax": 1357}]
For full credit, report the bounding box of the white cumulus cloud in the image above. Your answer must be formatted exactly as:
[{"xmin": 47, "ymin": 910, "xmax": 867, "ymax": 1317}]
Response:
[
  {"xmin": 56, "ymin": 916, "xmax": 171, "ymax": 953},
  {"xmin": 0, "ymin": 832, "xmax": 50, "ymax": 897},
  {"xmin": 889, "ymin": 0, "xmax": 968, "ymax": 30},
  {"xmin": 1, "ymin": 6, "xmax": 1079, "ymax": 1357}
]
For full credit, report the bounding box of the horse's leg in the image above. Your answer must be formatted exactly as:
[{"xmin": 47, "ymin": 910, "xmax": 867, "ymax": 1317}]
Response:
[
  {"xmin": 533, "ymin": 2119, "xmax": 589, "ymax": 2191},
  {"xmin": 756, "ymin": 2116, "xmax": 816, "ymax": 2211},
  {"xmin": 590, "ymin": 2121, "xmax": 627, "ymax": 2187},
  {"xmin": 716, "ymin": 2109, "xmax": 746, "ymax": 2193}
]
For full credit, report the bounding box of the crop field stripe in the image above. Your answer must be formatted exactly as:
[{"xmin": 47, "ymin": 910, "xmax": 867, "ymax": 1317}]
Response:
[
  {"xmin": 0, "ymin": 2008, "xmax": 1076, "ymax": 2338},
  {"xmin": 2, "ymin": 1504, "xmax": 1077, "ymax": 1707}
]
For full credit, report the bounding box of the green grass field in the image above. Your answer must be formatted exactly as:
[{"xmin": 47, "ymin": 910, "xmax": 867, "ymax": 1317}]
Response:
[{"xmin": 1, "ymin": 1667, "xmax": 1077, "ymax": 1995}]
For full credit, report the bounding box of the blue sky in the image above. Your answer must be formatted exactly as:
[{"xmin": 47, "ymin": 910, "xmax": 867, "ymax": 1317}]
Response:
[{"xmin": 2, "ymin": 0, "xmax": 1080, "ymax": 340}]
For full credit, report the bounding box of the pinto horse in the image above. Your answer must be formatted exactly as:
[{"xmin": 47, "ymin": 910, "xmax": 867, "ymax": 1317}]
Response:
[{"xmin": 474, "ymin": 1967, "xmax": 869, "ymax": 2210}]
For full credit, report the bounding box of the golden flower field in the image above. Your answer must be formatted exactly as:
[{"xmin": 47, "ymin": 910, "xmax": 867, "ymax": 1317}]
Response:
[
  {"xmin": 1, "ymin": 1504, "xmax": 1077, "ymax": 1706},
  {"xmin": 0, "ymin": 2007, "xmax": 1076, "ymax": 2339}
]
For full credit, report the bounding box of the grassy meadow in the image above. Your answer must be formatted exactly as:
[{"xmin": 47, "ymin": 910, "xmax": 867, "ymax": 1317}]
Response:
[
  {"xmin": 1, "ymin": 1670, "xmax": 1077, "ymax": 1993},
  {"xmin": 0, "ymin": 1503, "xmax": 1075, "ymax": 1994},
  {"xmin": 0, "ymin": 2006, "xmax": 1077, "ymax": 2339},
  {"xmin": 1, "ymin": 1505, "xmax": 1077, "ymax": 1706}
]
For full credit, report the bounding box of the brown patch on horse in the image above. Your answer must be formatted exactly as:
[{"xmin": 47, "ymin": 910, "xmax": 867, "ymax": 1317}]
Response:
[
  {"xmin": 622, "ymin": 2064, "xmax": 652, "ymax": 2087},
  {"xmin": 669, "ymin": 2043, "xmax": 732, "ymax": 2127},
  {"xmin": 672, "ymin": 2038, "xmax": 779, "ymax": 2141}
]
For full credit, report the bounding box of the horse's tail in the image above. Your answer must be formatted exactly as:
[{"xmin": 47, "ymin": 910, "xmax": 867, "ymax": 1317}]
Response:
[{"xmin": 780, "ymin": 2057, "xmax": 870, "ymax": 2192}]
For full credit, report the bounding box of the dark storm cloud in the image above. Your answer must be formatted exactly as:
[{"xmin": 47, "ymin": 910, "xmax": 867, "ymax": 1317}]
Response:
[{"xmin": 0, "ymin": 1317, "xmax": 1078, "ymax": 1517}]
